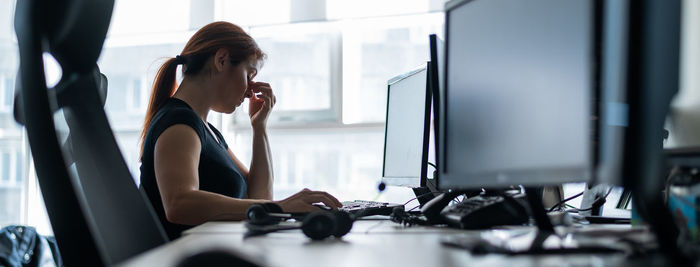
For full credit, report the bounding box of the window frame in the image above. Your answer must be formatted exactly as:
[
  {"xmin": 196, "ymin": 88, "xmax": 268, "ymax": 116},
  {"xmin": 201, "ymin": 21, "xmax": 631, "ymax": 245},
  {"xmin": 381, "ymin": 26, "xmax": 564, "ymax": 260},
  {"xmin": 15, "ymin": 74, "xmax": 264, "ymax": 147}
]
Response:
[
  {"xmin": 0, "ymin": 73, "xmax": 13, "ymax": 112},
  {"xmin": 126, "ymin": 75, "xmax": 148, "ymax": 114},
  {"xmin": 0, "ymin": 146, "xmax": 21, "ymax": 187},
  {"xmin": 228, "ymin": 23, "xmax": 343, "ymax": 128}
]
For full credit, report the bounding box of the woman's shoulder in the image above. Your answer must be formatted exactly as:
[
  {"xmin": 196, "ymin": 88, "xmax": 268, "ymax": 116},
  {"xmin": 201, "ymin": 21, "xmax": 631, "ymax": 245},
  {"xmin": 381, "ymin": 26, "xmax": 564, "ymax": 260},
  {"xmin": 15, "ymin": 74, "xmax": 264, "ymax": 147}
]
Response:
[
  {"xmin": 148, "ymin": 98, "xmax": 206, "ymax": 141},
  {"xmin": 153, "ymin": 98, "xmax": 201, "ymax": 125}
]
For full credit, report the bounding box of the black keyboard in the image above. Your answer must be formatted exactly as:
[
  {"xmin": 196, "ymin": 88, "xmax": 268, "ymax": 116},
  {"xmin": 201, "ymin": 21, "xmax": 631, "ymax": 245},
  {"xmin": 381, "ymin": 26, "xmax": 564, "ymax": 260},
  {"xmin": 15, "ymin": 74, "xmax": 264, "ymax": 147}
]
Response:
[
  {"xmin": 440, "ymin": 195, "xmax": 529, "ymax": 229},
  {"xmin": 340, "ymin": 200, "xmax": 404, "ymax": 217}
]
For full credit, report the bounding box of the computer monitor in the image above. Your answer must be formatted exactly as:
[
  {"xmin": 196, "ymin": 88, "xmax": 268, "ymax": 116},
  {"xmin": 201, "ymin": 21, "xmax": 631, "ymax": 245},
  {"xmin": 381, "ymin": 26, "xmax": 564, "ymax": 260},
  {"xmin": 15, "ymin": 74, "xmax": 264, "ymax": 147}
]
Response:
[
  {"xmin": 608, "ymin": 0, "xmax": 682, "ymax": 259},
  {"xmin": 439, "ymin": 0, "xmax": 594, "ymax": 189},
  {"xmin": 381, "ymin": 65, "xmax": 432, "ymax": 188},
  {"xmin": 427, "ymin": 34, "xmax": 443, "ymax": 192}
]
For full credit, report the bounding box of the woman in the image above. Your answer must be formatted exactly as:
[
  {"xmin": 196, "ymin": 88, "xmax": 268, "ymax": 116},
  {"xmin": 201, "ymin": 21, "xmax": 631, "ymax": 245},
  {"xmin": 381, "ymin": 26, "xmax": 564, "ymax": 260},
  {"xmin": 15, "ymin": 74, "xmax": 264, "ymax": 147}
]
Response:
[{"xmin": 138, "ymin": 21, "xmax": 342, "ymax": 239}]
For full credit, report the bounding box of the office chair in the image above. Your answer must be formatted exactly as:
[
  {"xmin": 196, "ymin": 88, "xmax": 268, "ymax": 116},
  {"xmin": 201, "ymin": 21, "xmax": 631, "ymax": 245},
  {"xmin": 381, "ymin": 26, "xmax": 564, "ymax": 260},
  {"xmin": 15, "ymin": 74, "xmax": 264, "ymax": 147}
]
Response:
[{"xmin": 13, "ymin": 0, "xmax": 168, "ymax": 266}]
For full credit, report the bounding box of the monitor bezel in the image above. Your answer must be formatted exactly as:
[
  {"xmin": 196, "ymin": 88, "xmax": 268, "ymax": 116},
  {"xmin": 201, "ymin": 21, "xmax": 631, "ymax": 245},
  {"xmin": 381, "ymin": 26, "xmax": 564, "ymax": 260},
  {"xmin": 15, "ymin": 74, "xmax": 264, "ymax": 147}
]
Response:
[
  {"xmin": 427, "ymin": 34, "xmax": 442, "ymax": 191},
  {"xmin": 381, "ymin": 65, "xmax": 432, "ymax": 187},
  {"xmin": 439, "ymin": 0, "xmax": 594, "ymax": 189}
]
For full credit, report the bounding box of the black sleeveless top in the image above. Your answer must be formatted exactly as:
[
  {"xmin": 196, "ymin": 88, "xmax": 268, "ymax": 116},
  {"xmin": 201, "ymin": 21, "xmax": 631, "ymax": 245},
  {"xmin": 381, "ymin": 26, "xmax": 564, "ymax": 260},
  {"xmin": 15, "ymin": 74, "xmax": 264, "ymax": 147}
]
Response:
[{"xmin": 139, "ymin": 98, "xmax": 247, "ymax": 240}]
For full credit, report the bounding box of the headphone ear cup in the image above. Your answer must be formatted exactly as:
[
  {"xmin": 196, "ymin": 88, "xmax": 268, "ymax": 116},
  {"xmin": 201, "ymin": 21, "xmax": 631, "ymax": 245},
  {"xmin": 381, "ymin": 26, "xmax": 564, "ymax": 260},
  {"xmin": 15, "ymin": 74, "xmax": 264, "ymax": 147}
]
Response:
[
  {"xmin": 261, "ymin": 202, "xmax": 284, "ymax": 213},
  {"xmin": 247, "ymin": 204, "xmax": 280, "ymax": 225},
  {"xmin": 331, "ymin": 211, "xmax": 353, "ymax": 238},
  {"xmin": 302, "ymin": 212, "xmax": 336, "ymax": 240}
]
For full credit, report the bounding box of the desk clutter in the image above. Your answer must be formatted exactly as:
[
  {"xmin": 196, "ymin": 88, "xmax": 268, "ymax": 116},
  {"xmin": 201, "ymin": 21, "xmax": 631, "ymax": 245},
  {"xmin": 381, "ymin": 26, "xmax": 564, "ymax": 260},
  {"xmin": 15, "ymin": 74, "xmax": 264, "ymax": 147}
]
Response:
[
  {"xmin": 244, "ymin": 203, "xmax": 354, "ymax": 240},
  {"xmin": 241, "ymin": 189, "xmax": 651, "ymax": 258}
]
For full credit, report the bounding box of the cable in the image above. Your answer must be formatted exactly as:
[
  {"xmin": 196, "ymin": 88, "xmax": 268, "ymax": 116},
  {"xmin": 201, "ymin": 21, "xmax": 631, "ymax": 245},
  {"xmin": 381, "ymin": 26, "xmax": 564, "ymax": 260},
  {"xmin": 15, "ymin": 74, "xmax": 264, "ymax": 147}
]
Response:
[
  {"xmin": 402, "ymin": 191, "xmax": 441, "ymax": 206},
  {"xmin": 574, "ymin": 206, "xmax": 596, "ymax": 212},
  {"xmin": 568, "ymin": 186, "xmax": 615, "ymax": 212},
  {"xmin": 603, "ymin": 186, "xmax": 614, "ymax": 200},
  {"xmin": 427, "ymin": 162, "xmax": 437, "ymax": 169},
  {"xmin": 548, "ymin": 191, "xmax": 584, "ymax": 212}
]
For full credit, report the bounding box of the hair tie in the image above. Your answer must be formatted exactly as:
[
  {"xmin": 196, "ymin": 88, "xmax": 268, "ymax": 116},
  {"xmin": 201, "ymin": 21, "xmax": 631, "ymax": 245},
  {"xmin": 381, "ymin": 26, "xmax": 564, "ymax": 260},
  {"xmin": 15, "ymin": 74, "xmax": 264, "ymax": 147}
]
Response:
[{"xmin": 174, "ymin": 55, "xmax": 185, "ymax": 65}]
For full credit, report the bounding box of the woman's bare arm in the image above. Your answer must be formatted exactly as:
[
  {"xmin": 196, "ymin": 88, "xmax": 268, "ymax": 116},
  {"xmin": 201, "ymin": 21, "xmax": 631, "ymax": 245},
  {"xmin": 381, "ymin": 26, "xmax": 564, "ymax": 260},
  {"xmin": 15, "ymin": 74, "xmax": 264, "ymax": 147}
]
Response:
[
  {"xmin": 234, "ymin": 129, "xmax": 273, "ymax": 200},
  {"xmin": 154, "ymin": 124, "xmax": 340, "ymax": 225}
]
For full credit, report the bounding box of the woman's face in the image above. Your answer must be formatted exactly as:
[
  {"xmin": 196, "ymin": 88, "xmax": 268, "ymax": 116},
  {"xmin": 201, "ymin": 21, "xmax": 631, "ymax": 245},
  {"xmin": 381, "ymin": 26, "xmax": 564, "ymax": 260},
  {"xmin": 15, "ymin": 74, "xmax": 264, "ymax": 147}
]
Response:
[{"xmin": 212, "ymin": 56, "xmax": 258, "ymax": 114}]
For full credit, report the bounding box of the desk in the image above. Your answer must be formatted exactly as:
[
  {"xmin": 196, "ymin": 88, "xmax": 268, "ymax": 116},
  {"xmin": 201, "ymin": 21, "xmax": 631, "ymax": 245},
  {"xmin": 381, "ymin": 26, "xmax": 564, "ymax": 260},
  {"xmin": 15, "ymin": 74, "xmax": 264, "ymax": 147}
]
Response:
[{"xmin": 118, "ymin": 220, "xmax": 635, "ymax": 267}]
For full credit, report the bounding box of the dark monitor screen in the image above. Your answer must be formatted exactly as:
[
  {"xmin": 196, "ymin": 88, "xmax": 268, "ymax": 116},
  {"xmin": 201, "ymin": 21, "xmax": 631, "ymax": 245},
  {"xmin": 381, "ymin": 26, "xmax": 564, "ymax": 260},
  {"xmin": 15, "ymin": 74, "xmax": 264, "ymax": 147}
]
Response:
[
  {"xmin": 440, "ymin": 0, "xmax": 593, "ymax": 189},
  {"xmin": 382, "ymin": 66, "xmax": 432, "ymax": 187}
]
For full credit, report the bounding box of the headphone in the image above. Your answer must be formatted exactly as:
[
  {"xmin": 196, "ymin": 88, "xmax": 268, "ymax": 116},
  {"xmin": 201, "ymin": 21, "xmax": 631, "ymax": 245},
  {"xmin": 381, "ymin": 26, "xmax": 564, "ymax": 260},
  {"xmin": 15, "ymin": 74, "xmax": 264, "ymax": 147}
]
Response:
[{"xmin": 245, "ymin": 203, "xmax": 354, "ymax": 240}]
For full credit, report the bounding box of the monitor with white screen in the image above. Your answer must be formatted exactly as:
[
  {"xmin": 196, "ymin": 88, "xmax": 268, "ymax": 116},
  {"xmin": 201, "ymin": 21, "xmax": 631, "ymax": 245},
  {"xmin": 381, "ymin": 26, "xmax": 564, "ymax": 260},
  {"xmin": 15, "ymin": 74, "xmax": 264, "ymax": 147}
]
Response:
[{"xmin": 382, "ymin": 66, "xmax": 432, "ymax": 187}]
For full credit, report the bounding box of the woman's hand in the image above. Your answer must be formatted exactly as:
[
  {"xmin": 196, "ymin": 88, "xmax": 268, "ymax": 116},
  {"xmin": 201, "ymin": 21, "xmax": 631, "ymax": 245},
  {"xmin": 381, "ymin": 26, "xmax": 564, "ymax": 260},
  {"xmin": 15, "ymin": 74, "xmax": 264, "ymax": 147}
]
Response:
[
  {"xmin": 275, "ymin": 188, "xmax": 342, "ymax": 213},
  {"xmin": 248, "ymin": 81, "xmax": 276, "ymax": 131}
]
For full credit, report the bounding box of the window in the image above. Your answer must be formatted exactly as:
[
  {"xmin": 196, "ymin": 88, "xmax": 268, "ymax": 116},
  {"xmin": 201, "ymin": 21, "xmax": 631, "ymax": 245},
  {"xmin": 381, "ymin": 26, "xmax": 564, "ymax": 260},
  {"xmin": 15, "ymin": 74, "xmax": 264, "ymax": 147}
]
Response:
[
  {"xmin": 1, "ymin": 152, "xmax": 9, "ymax": 183},
  {"xmin": 127, "ymin": 77, "xmax": 146, "ymax": 112},
  {"xmin": 2, "ymin": 0, "xmax": 451, "ymax": 231},
  {"xmin": 106, "ymin": 75, "xmax": 128, "ymax": 113},
  {"xmin": 326, "ymin": 0, "xmax": 442, "ymax": 20},
  {"xmin": 5, "ymin": 0, "xmax": 700, "ymax": 235},
  {"xmin": 106, "ymin": 75, "xmax": 146, "ymax": 113},
  {"xmin": 341, "ymin": 13, "xmax": 443, "ymax": 124},
  {"xmin": 214, "ymin": 0, "xmax": 291, "ymax": 26},
  {"xmin": 99, "ymin": 43, "xmax": 185, "ymax": 130},
  {"xmin": 0, "ymin": 149, "xmax": 21, "ymax": 227},
  {"xmin": 0, "ymin": 149, "xmax": 22, "ymax": 186},
  {"xmin": 229, "ymin": 127, "xmax": 391, "ymax": 201},
  {"xmin": 224, "ymin": 12, "xmax": 444, "ymax": 203},
  {"xmin": 0, "ymin": 74, "xmax": 13, "ymax": 110},
  {"xmin": 0, "ymin": 185, "xmax": 21, "ymax": 227},
  {"xmin": 108, "ymin": 0, "xmax": 191, "ymax": 37},
  {"xmin": 234, "ymin": 22, "xmax": 340, "ymax": 125},
  {"xmin": 0, "ymin": 0, "xmax": 14, "ymax": 40},
  {"xmin": 14, "ymin": 150, "xmax": 21, "ymax": 183},
  {"xmin": 0, "ymin": 0, "xmax": 26, "ymax": 229}
]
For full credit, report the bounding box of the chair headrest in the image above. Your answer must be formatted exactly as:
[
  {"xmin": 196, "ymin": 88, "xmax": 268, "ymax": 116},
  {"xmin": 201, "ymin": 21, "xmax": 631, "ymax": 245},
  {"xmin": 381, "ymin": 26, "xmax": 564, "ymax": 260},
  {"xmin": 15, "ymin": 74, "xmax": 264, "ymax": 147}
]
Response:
[
  {"xmin": 14, "ymin": 0, "xmax": 113, "ymax": 73},
  {"xmin": 13, "ymin": 67, "xmax": 109, "ymax": 125}
]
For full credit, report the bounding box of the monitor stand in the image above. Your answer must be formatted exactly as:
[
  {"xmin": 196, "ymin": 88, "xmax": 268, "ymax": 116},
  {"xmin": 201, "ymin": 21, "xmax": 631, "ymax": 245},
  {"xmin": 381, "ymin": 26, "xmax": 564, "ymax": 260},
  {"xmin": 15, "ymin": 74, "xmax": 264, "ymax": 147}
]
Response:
[
  {"xmin": 412, "ymin": 176, "xmax": 440, "ymax": 206},
  {"xmin": 412, "ymin": 176, "xmax": 482, "ymax": 208},
  {"xmin": 522, "ymin": 187, "xmax": 555, "ymax": 252},
  {"xmin": 412, "ymin": 187, "xmax": 436, "ymax": 207}
]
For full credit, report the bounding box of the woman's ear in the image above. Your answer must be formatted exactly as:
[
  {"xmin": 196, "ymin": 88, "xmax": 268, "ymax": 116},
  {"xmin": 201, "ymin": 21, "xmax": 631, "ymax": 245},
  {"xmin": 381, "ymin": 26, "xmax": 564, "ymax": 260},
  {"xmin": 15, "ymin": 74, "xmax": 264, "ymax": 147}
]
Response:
[{"xmin": 213, "ymin": 48, "xmax": 229, "ymax": 73}]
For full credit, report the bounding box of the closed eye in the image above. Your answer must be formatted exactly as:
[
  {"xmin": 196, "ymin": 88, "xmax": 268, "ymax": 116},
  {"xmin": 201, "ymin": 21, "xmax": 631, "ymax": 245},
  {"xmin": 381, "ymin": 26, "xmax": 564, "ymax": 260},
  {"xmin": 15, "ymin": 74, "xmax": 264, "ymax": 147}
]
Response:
[{"xmin": 248, "ymin": 67, "xmax": 258, "ymax": 81}]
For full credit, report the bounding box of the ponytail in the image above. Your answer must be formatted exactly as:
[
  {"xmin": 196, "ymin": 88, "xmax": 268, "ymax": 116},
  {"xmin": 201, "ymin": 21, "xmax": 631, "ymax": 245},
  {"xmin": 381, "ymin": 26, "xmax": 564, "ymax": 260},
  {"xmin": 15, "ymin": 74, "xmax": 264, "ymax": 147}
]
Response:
[
  {"xmin": 139, "ymin": 21, "xmax": 266, "ymax": 158},
  {"xmin": 139, "ymin": 57, "xmax": 179, "ymax": 156}
]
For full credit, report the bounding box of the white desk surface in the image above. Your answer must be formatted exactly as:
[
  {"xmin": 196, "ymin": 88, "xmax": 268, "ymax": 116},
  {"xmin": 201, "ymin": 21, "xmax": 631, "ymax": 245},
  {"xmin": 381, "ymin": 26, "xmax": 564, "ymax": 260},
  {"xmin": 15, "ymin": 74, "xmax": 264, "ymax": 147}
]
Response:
[{"xmin": 117, "ymin": 220, "xmax": 635, "ymax": 267}]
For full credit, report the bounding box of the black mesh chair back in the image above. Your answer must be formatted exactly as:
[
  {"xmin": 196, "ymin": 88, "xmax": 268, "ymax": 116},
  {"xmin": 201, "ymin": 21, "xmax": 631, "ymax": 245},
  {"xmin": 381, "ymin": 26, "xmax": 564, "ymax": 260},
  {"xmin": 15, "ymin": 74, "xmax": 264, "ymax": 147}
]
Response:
[{"xmin": 13, "ymin": 0, "xmax": 168, "ymax": 266}]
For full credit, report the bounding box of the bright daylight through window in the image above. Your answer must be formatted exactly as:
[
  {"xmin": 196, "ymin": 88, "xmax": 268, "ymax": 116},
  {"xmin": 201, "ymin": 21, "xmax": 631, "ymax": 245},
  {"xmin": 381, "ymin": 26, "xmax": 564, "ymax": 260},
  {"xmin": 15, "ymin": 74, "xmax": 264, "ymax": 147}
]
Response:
[
  {"xmin": 0, "ymin": 0, "xmax": 445, "ymax": 233},
  {"xmin": 4, "ymin": 0, "xmax": 694, "ymax": 234},
  {"xmin": 1, "ymin": 0, "xmax": 652, "ymax": 233}
]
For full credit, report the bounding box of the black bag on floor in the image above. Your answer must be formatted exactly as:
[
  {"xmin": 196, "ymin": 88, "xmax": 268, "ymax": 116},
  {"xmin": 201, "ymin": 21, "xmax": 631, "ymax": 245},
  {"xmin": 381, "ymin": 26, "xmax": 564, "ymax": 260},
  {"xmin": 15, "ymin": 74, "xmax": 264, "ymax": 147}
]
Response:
[{"xmin": 0, "ymin": 226, "xmax": 62, "ymax": 267}]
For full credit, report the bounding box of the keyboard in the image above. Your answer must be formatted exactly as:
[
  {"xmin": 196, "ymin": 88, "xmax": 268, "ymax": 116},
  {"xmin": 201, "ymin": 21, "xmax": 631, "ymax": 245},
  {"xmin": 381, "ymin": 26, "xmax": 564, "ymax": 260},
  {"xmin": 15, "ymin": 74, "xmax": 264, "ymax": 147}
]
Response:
[
  {"xmin": 440, "ymin": 195, "xmax": 529, "ymax": 229},
  {"xmin": 340, "ymin": 200, "xmax": 404, "ymax": 217}
]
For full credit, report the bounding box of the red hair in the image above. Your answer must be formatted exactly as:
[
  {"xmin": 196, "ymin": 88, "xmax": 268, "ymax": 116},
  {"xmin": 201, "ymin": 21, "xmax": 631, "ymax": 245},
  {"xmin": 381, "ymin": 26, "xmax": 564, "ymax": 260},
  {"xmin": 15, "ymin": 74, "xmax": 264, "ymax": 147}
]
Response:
[{"xmin": 140, "ymin": 21, "xmax": 265, "ymax": 156}]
